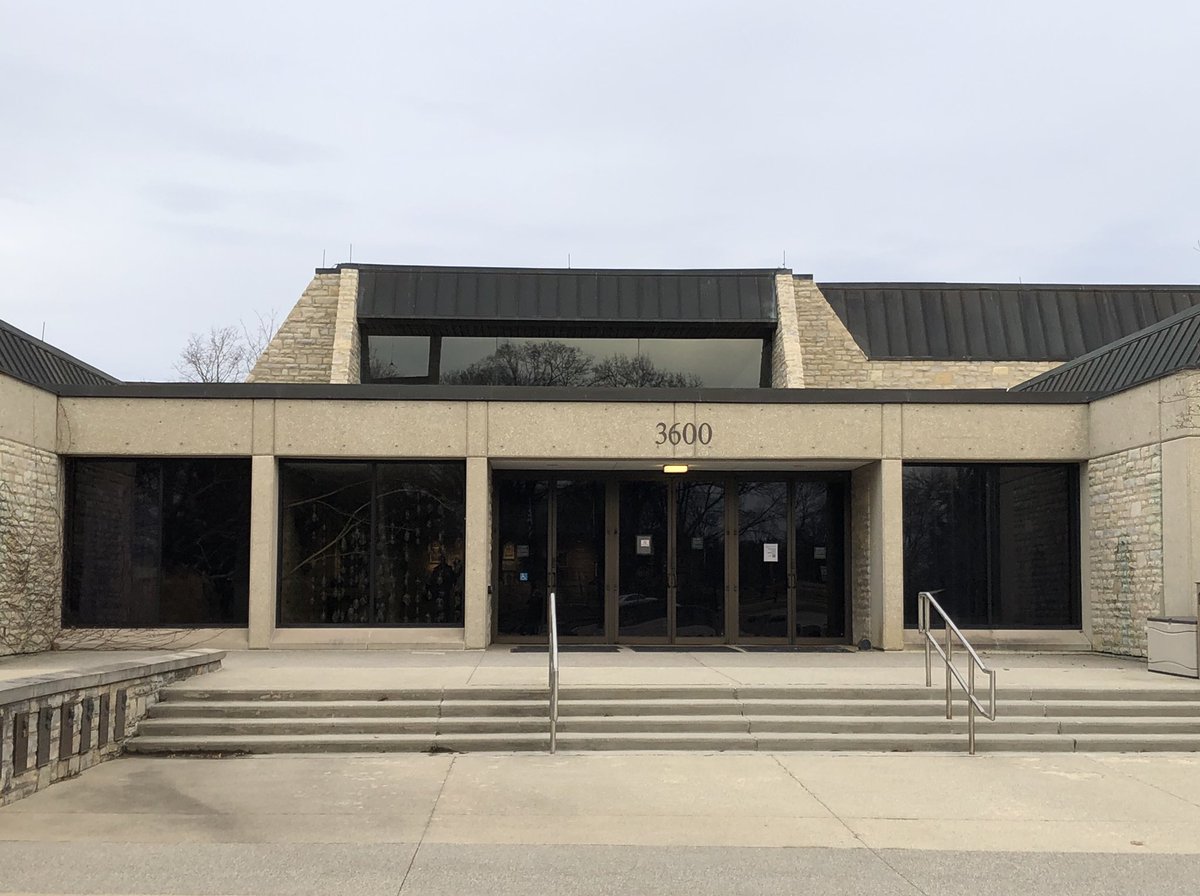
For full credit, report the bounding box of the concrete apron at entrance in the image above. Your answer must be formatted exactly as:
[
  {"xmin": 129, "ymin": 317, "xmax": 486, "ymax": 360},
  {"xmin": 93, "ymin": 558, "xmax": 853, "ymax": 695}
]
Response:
[{"xmin": 123, "ymin": 647, "xmax": 1200, "ymax": 755}]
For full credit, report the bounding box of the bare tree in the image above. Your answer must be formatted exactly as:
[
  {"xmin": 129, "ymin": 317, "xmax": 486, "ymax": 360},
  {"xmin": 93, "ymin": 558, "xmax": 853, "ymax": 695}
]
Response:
[{"xmin": 174, "ymin": 311, "xmax": 278, "ymax": 383}]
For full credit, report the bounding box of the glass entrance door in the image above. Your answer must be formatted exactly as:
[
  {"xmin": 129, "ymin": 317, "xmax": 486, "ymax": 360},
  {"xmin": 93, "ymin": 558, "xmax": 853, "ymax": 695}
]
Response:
[
  {"xmin": 737, "ymin": 481, "xmax": 791, "ymax": 640},
  {"xmin": 495, "ymin": 472, "xmax": 847, "ymax": 644},
  {"xmin": 674, "ymin": 480, "xmax": 725, "ymax": 639},
  {"xmin": 617, "ymin": 481, "xmax": 669, "ymax": 637}
]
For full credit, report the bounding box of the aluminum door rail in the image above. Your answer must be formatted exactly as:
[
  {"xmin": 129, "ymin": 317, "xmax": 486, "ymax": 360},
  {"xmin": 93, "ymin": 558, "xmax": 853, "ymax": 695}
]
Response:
[
  {"xmin": 548, "ymin": 590, "xmax": 559, "ymax": 754},
  {"xmin": 917, "ymin": 591, "xmax": 997, "ymax": 754}
]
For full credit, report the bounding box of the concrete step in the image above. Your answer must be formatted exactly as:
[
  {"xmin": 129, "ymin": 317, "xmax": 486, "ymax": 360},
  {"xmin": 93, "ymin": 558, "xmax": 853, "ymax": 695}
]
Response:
[
  {"xmin": 137, "ymin": 714, "xmax": 1073, "ymax": 737},
  {"xmin": 124, "ymin": 730, "xmax": 1094, "ymax": 754},
  {"xmin": 158, "ymin": 684, "xmax": 1200, "ymax": 703}
]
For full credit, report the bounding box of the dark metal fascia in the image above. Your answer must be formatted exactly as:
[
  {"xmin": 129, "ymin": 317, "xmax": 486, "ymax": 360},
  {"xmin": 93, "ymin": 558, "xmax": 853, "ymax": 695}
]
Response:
[{"xmin": 51, "ymin": 382, "xmax": 1096, "ymax": 405}]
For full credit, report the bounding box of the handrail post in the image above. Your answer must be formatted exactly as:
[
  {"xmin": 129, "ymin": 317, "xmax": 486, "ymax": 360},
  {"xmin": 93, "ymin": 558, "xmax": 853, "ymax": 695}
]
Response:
[
  {"xmin": 922, "ymin": 593, "xmax": 931, "ymax": 687},
  {"xmin": 945, "ymin": 624, "xmax": 953, "ymax": 720},
  {"xmin": 968, "ymin": 660, "xmax": 976, "ymax": 754},
  {"xmin": 548, "ymin": 590, "xmax": 559, "ymax": 754}
]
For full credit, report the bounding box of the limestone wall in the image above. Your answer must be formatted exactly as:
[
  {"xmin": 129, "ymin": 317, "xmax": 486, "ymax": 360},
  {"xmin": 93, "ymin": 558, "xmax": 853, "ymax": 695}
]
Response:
[
  {"xmin": 247, "ymin": 271, "xmax": 342, "ymax": 383},
  {"xmin": 329, "ymin": 267, "xmax": 361, "ymax": 384},
  {"xmin": 1087, "ymin": 445, "xmax": 1163, "ymax": 655},
  {"xmin": 784, "ymin": 278, "xmax": 1059, "ymax": 390},
  {"xmin": 0, "ymin": 375, "xmax": 61, "ymax": 657},
  {"xmin": 0, "ymin": 438, "xmax": 61, "ymax": 656}
]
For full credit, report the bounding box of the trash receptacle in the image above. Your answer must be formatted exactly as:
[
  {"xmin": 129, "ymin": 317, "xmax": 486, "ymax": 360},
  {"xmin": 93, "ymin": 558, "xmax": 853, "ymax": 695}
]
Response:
[{"xmin": 1146, "ymin": 616, "xmax": 1199, "ymax": 678}]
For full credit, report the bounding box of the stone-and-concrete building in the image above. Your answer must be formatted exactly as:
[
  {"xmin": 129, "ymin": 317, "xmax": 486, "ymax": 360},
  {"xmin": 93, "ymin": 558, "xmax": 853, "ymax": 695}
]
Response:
[{"xmin": 2, "ymin": 266, "xmax": 1198, "ymax": 658}]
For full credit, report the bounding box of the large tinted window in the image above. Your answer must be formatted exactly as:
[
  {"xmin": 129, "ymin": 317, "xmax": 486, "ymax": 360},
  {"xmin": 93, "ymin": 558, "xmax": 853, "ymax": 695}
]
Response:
[
  {"xmin": 364, "ymin": 334, "xmax": 765, "ymax": 387},
  {"xmin": 279, "ymin": 461, "xmax": 465, "ymax": 625},
  {"xmin": 903, "ymin": 464, "xmax": 1079, "ymax": 628},
  {"xmin": 64, "ymin": 459, "xmax": 251, "ymax": 627}
]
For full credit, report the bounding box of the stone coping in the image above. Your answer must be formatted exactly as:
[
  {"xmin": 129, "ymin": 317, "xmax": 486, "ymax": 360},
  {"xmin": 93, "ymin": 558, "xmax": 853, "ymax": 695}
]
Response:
[{"xmin": 0, "ymin": 650, "xmax": 224, "ymax": 707}]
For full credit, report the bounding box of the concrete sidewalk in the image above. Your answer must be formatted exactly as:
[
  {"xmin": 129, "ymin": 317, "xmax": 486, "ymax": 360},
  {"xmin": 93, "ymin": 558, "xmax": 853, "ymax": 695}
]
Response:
[{"xmin": 2, "ymin": 751, "xmax": 1200, "ymax": 894}]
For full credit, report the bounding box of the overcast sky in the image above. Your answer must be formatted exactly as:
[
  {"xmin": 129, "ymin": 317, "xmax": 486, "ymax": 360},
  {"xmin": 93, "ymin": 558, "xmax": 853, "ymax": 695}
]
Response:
[{"xmin": 2, "ymin": 1, "xmax": 1198, "ymax": 380}]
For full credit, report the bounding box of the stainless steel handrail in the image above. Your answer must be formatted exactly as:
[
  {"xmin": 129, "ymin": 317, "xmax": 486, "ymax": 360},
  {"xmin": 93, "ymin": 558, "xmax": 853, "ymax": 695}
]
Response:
[
  {"xmin": 917, "ymin": 590, "xmax": 997, "ymax": 754},
  {"xmin": 548, "ymin": 590, "xmax": 559, "ymax": 754}
]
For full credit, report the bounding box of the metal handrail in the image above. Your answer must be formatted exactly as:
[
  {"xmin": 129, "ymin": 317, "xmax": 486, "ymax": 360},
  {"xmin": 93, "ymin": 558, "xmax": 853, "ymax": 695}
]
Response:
[
  {"xmin": 917, "ymin": 590, "xmax": 997, "ymax": 754},
  {"xmin": 548, "ymin": 590, "xmax": 559, "ymax": 754}
]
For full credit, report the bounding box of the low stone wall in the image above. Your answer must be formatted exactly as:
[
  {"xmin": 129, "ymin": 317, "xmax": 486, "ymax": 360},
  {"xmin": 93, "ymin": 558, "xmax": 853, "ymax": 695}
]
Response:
[{"xmin": 0, "ymin": 650, "xmax": 223, "ymax": 805}]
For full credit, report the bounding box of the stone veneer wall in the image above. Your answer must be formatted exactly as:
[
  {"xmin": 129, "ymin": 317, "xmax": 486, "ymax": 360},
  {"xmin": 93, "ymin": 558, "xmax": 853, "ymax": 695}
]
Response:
[
  {"xmin": 329, "ymin": 267, "xmax": 361, "ymax": 384},
  {"xmin": 770, "ymin": 272, "xmax": 805, "ymax": 387},
  {"xmin": 247, "ymin": 271, "xmax": 342, "ymax": 383},
  {"xmin": 1088, "ymin": 446, "xmax": 1163, "ymax": 656},
  {"xmin": 0, "ymin": 437, "xmax": 61, "ymax": 656},
  {"xmin": 784, "ymin": 278, "xmax": 1059, "ymax": 389}
]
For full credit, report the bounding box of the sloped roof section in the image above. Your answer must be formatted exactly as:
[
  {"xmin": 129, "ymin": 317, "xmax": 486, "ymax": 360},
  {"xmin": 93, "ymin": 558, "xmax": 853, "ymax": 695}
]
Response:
[
  {"xmin": 0, "ymin": 318, "xmax": 118, "ymax": 389},
  {"xmin": 1012, "ymin": 303, "xmax": 1200, "ymax": 396},
  {"xmin": 817, "ymin": 283, "xmax": 1200, "ymax": 361},
  {"xmin": 352, "ymin": 265, "xmax": 779, "ymax": 332}
]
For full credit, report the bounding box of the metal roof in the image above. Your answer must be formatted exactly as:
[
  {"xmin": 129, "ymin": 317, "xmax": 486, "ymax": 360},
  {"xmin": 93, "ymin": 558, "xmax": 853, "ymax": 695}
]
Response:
[
  {"xmin": 817, "ymin": 283, "xmax": 1200, "ymax": 361},
  {"xmin": 351, "ymin": 265, "xmax": 780, "ymax": 334},
  {"xmin": 0, "ymin": 318, "xmax": 118, "ymax": 389},
  {"xmin": 1012, "ymin": 303, "xmax": 1200, "ymax": 396}
]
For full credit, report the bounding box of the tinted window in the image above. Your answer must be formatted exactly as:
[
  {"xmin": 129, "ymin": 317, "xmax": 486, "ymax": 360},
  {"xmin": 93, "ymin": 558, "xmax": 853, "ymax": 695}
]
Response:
[
  {"xmin": 64, "ymin": 459, "xmax": 251, "ymax": 626},
  {"xmin": 366, "ymin": 335, "xmax": 430, "ymax": 381},
  {"xmin": 278, "ymin": 461, "xmax": 465, "ymax": 625},
  {"xmin": 903, "ymin": 464, "xmax": 1078, "ymax": 627},
  {"xmin": 365, "ymin": 334, "xmax": 766, "ymax": 387}
]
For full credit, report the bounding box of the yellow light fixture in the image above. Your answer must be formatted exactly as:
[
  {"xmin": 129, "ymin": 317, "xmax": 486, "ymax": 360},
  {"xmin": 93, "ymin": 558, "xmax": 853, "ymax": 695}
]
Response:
[{"xmin": 662, "ymin": 464, "xmax": 689, "ymax": 474}]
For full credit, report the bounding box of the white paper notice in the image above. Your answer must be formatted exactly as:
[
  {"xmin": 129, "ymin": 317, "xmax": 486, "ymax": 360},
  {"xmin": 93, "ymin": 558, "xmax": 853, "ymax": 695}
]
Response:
[{"xmin": 763, "ymin": 543, "xmax": 779, "ymax": 562}]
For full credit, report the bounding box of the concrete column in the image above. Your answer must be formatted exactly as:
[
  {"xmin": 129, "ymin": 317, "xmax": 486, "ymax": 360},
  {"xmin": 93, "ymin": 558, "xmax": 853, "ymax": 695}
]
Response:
[
  {"xmin": 464, "ymin": 456, "xmax": 491, "ymax": 649},
  {"xmin": 248, "ymin": 455, "xmax": 278, "ymax": 649},
  {"xmin": 873, "ymin": 459, "xmax": 905, "ymax": 649},
  {"xmin": 1161, "ymin": 437, "xmax": 1200, "ymax": 616}
]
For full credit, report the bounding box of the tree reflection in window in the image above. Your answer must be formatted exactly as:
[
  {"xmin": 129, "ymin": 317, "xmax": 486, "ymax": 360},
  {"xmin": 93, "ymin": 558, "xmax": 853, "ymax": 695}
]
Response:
[{"xmin": 441, "ymin": 341, "xmax": 700, "ymax": 387}]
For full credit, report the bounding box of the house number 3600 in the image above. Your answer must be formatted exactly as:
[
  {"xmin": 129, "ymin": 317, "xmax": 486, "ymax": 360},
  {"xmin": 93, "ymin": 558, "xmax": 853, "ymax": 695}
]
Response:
[{"xmin": 655, "ymin": 422, "xmax": 713, "ymax": 446}]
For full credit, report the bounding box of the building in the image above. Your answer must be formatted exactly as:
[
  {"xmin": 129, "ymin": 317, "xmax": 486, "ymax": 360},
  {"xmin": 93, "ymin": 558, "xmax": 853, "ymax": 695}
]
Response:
[{"xmin": 1, "ymin": 266, "xmax": 1198, "ymax": 658}]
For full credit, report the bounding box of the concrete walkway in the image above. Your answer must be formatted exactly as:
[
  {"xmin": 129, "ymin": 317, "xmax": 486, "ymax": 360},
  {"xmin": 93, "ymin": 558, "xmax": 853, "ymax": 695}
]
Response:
[
  {"xmin": 179, "ymin": 646, "xmax": 1200, "ymax": 692},
  {"xmin": 2, "ymin": 751, "xmax": 1200, "ymax": 894}
]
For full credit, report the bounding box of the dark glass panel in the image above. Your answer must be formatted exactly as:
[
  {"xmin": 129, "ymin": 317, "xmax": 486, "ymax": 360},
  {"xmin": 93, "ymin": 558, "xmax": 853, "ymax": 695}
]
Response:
[
  {"xmin": 675, "ymin": 480, "xmax": 725, "ymax": 637},
  {"xmin": 555, "ymin": 480, "xmax": 606, "ymax": 637},
  {"xmin": 638, "ymin": 339, "xmax": 762, "ymax": 387},
  {"xmin": 441, "ymin": 337, "xmax": 501, "ymax": 379},
  {"xmin": 792, "ymin": 481, "xmax": 838, "ymax": 638},
  {"xmin": 496, "ymin": 479, "xmax": 550, "ymax": 636},
  {"xmin": 64, "ymin": 459, "xmax": 250, "ymax": 626},
  {"xmin": 618, "ymin": 481, "xmax": 668, "ymax": 637},
  {"xmin": 902, "ymin": 466, "xmax": 990, "ymax": 625},
  {"xmin": 366, "ymin": 335, "xmax": 430, "ymax": 381},
  {"xmin": 903, "ymin": 464, "xmax": 1078, "ymax": 628},
  {"xmin": 374, "ymin": 464, "xmax": 465, "ymax": 625},
  {"xmin": 436, "ymin": 336, "xmax": 765, "ymax": 388},
  {"xmin": 738, "ymin": 481, "xmax": 789, "ymax": 638},
  {"xmin": 278, "ymin": 463, "xmax": 372, "ymax": 624},
  {"xmin": 994, "ymin": 466, "xmax": 1076, "ymax": 626}
]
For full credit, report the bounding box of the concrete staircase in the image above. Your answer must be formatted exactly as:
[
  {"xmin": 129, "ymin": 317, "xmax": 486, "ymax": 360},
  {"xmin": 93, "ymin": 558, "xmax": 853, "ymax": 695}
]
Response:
[{"xmin": 125, "ymin": 684, "xmax": 1200, "ymax": 754}]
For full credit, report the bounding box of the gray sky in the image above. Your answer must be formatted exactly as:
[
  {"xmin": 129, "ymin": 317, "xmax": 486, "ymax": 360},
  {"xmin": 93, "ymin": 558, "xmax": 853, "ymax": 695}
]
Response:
[{"xmin": 2, "ymin": 1, "xmax": 1197, "ymax": 380}]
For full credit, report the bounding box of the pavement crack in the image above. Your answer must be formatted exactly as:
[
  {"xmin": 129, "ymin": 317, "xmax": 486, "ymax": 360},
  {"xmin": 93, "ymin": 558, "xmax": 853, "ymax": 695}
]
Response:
[
  {"xmin": 770, "ymin": 755, "xmax": 930, "ymax": 896},
  {"xmin": 396, "ymin": 753, "xmax": 455, "ymax": 895}
]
